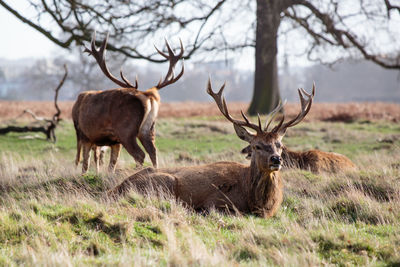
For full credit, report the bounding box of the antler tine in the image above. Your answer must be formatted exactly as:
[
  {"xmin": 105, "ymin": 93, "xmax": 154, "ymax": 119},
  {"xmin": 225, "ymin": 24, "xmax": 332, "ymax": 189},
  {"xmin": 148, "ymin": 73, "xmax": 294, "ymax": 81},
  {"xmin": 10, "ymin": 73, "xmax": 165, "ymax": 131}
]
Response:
[
  {"xmin": 155, "ymin": 38, "xmax": 185, "ymax": 89},
  {"xmin": 207, "ymin": 79, "xmax": 261, "ymax": 132},
  {"xmin": 98, "ymin": 32, "xmax": 108, "ymax": 60},
  {"xmin": 271, "ymin": 114, "xmax": 285, "ymax": 132},
  {"xmin": 165, "ymin": 39, "xmax": 175, "ymax": 58},
  {"xmin": 83, "ymin": 31, "xmax": 138, "ymax": 89},
  {"xmin": 177, "ymin": 38, "xmax": 184, "ymax": 58},
  {"xmin": 273, "ymin": 84, "xmax": 315, "ymax": 133},
  {"xmin": 120, "ymin": 69, "xmax": 138, "ymax": 88},
  {"xmin": 83, "ymin": 31, "xmax": 96, "ymax": 55},
  {"xmin": 240, "ymin": 110, "xmax": 251, "ymax": 124},
  {"xmin": 265, "ymin": 99, "xmax": 286, "ymax": 131},
  {"xmin": 154, "ymin": 42, "xmax": 169, "ymax": 59},
  {"xmin": 257, "ymin": 114, "xmax": 263, "ymax": 132}
]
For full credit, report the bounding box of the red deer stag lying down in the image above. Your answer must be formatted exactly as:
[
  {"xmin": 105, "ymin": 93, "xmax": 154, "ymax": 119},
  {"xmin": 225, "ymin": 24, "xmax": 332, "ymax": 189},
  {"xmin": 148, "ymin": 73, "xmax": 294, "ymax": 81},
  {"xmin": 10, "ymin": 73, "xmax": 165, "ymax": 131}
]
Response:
[
  {"xmin": 108, "ymin": 80, "xmax": 315, "ymax": 218},
  {"xmin": 73, "ymin": 32, "xmax": 184, "ymax": 173}
]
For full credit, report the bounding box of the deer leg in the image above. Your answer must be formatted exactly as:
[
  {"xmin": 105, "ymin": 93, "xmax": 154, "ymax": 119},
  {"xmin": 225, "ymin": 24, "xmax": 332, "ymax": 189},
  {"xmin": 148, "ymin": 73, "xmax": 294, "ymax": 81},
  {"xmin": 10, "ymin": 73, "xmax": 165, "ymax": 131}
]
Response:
[
  {"xmin": 122, "ymin": 139, "xmax": 145, "ymax": 168},
  {"xmin": 81, "ymin": 142, "xmax": 92, "ymax": 174},
  {"xmin": 92, "ymin": 146, "xmax": 100, "ymax": 173},
  {"xmin": 99, "ymin": 146, "xmax": 106, "ymax": 166},
  {"xmin": 109, "ymin": 144, "xmax": 121, "ymax": 172},
  {"xmin": 75, "ymin": 139, "xmax": 82, "ymax": 167},
  {"xmin": 138, "ymin": 130, "xmax": 157, "ymax": 168}
]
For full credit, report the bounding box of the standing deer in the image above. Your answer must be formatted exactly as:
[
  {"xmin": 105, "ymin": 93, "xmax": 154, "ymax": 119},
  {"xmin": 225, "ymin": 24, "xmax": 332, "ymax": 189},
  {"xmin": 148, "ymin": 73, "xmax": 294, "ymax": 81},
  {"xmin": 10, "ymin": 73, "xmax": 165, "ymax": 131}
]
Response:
[
  {"xmin": 109, "ymin": 80, "xmax": 315, "ymax": 218},
  {"xmin": 73, "ymin": 32, "xmax": 184, "ymax": 173}
]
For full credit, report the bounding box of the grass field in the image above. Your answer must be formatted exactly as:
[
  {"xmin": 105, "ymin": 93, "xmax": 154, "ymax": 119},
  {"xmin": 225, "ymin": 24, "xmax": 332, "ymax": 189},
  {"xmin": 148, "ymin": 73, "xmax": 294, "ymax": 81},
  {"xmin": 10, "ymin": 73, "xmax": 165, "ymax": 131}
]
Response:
[{"xmin": 0, "ymin": 115, "xmax": 399, "ymax": 266}]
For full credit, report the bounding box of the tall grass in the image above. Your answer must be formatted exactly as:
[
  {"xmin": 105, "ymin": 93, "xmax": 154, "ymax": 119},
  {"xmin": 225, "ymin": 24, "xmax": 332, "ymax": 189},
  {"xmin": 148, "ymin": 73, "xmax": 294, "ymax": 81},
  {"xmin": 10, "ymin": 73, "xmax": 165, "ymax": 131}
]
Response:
[{"xmin": 0, "ymin": 118, "xmax": 399, "ymax": 266}]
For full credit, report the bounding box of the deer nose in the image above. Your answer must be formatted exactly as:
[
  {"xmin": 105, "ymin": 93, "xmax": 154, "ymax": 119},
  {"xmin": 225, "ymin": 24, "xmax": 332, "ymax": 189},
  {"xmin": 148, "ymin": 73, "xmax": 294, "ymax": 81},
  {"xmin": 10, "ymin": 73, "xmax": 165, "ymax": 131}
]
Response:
[{"xmin": 270, "ymin": 155, "xmax": 282, "ymax": 165}]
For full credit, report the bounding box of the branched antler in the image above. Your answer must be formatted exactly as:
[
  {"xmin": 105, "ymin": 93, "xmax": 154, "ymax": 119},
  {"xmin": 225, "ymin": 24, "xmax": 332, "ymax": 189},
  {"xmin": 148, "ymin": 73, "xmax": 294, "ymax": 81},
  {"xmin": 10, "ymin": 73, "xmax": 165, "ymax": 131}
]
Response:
[
  {"xmin": 208, "ymin": 78, "xmax": 315, "ymax": 135},
  {"xmin": 155, "ymin": 39, "xmax": 185, "ymax": 89},
  {"xmin": 84, "ymin": 31, "xmax": 138, "ymax": 89},
  {"xmin": 272, "ymin": 83, "xmax": 315, "ymax": 133},
  {"xmin": 207, "ymin": 78, "xmax": 261, "ymax": 133}
]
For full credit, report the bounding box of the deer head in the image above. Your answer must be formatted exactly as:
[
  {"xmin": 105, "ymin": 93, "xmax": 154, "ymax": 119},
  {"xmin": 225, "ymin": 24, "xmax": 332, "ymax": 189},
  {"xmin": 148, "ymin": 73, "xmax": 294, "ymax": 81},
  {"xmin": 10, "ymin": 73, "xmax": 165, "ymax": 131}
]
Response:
[{"xmin": 207, "ymin": 79, "xmax": 315, "ymax": 173}]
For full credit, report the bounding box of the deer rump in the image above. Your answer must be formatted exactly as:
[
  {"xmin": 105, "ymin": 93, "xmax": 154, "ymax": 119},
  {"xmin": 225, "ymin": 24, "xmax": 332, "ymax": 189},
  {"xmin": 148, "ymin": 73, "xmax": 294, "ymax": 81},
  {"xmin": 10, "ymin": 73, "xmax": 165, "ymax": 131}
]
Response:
[{"xmin": 73, "ymin": 88, "xmax": 156, "ymax": 149}]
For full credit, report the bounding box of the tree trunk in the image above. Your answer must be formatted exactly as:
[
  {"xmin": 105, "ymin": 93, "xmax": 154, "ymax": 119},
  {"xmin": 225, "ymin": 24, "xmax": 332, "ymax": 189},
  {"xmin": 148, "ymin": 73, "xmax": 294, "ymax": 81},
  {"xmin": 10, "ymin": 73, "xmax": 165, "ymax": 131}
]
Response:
[{"xmin": 248, "ymin": 0, "xmax": 281, "ymax": 115}]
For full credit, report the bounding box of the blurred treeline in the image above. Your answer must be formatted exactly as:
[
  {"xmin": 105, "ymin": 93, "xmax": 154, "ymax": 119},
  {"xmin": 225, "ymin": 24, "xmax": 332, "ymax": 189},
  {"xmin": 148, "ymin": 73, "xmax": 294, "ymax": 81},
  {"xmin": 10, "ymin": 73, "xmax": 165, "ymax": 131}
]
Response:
[{"xmin": 0, "ymin": 56, "xmax": 398, "ymax": 103}]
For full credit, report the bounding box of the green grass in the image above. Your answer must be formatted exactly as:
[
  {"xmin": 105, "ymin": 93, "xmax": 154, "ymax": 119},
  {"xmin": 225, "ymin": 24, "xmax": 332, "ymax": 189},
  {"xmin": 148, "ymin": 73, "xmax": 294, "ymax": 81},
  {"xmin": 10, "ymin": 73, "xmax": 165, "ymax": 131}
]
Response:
[{"xmin": 0, "ymin": 117, "xmax": 399, "ymax": 266}]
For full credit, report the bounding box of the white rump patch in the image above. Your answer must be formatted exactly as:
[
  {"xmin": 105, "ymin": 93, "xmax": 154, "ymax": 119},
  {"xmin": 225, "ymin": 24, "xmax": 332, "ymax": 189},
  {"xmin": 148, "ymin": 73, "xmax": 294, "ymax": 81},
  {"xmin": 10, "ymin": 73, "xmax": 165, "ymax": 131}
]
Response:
[{"xmin": 139, "ymin": 98, "xmax": 159, "ymax": 136}]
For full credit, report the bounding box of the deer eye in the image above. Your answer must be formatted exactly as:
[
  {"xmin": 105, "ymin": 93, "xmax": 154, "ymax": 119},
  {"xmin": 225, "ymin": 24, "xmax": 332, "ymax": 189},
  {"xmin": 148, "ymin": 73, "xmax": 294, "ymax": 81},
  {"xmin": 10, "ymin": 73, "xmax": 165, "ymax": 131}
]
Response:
[
  {"xmin": 275, "ymin": 142, "xmax": 281, "ymax": 148},
  {"xmin": 254, "ymin": 145, "xmax": 262, "ymax": 150}
]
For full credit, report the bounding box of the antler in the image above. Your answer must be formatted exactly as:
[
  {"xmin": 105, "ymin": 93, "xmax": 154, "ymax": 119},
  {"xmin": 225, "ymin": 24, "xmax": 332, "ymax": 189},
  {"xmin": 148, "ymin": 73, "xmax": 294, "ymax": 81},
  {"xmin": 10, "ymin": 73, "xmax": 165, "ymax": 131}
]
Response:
[
  {"xmin": 207, "ymin": 78, "xmax": 262, "ymax": 133},
  {"xmin": 272, "ymin": 83, "xmax": 316, "ymax": 133},
  {"xmin": 84, "ymin": 31, "xmax": 138, "ymax": 89},
  {"xmin": 264, "ymin": 99, "xmax": 286, "ymax": 131},
  {"xmin": 155, "ymin": 39, "xmax": 184, "ymax": 89}
]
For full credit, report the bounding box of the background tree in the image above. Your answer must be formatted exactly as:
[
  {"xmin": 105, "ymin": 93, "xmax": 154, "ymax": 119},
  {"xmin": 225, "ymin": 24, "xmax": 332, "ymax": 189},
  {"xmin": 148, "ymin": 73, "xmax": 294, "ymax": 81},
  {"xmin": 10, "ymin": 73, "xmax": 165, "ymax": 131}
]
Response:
[{"xmin": 1, "ymin": 0, "xmax": 399, "ymax": 114}]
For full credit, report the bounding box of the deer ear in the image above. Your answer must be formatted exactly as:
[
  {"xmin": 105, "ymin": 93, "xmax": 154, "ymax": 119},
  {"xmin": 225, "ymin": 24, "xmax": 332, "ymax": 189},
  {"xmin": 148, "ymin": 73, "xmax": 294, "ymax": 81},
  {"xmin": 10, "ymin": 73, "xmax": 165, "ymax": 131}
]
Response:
[
  {"xmin": 234, "ymin": 124, "xmax": 254, "ymax": 142},
  {"xmin": 241, "ymin": 145, "xmax": 252, "ymax": 159}
]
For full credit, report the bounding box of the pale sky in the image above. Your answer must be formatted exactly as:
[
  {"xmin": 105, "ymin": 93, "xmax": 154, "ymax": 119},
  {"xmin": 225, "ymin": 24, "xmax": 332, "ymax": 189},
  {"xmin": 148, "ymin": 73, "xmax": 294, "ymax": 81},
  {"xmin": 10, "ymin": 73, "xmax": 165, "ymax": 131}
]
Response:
[
  {"xmin": 0, "ymin": 1, "xmax": 255, "ymax": 70},
  {"xmin": 0, "ymin": 2, "xmax": 60, "ymax": 60}
]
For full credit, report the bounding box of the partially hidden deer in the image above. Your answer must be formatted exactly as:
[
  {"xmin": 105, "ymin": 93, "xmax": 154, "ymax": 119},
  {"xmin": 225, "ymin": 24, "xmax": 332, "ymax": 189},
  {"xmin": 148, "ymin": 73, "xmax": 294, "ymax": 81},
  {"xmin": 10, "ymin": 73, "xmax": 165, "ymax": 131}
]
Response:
[
  {"xmin": 241, "ymin": 133, "xmax": 356, "ymax": 173},
  {"xmin": 108, "ymin": 80, "xmax": 315, "ymax": 218},
  {"xmin": 72, "ymin": 32, "xmax": 184, "ymax": 173},
  {"xmin": 281, "ymin": 148, "xmax": 356, "ymax": 173}
]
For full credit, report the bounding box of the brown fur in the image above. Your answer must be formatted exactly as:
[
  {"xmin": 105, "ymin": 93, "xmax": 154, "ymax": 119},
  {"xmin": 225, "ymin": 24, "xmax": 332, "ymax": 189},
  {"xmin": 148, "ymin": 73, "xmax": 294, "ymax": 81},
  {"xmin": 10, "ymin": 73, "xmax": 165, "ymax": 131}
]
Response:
[
  {"xmin": 109, "ymin": 132, "xmax": 284, "ymax": 218},
  {"xmin": 73, "ymin": 87, "xmax": 160, "ymax": 173},
  {"xmin": 73, "ymin": 35, "xmax": 183, "ymax": 174},
  {"xmin": 282, "ymin": 147, "xmax": 356, "ymax": 173}
]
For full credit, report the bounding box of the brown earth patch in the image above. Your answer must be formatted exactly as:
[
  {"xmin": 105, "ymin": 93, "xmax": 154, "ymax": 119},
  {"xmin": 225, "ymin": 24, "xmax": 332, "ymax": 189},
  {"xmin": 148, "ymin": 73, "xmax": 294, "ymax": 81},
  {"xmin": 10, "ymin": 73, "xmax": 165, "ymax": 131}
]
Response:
[{"xmin": 0, "ymin": 100, "xmax": 399, "ymax": 122}]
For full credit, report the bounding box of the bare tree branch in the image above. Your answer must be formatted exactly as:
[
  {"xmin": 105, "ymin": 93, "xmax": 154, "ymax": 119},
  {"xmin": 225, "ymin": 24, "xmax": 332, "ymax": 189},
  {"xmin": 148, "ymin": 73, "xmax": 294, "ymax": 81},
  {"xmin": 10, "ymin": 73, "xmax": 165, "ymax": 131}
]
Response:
[
  {"xmin": 0, "ymin": 64, "xmax": 68, "ymax": 142},
  {"xmin": 0, "ymin": 0, "xmax": 75, "ymax": 48},
  {"xmin": 289, "ymin": 0, "xmax": 400, "ymax": 69},
  {"xmin": 384, "ymin": 0, "xmax": 400, "ymax": 18}
]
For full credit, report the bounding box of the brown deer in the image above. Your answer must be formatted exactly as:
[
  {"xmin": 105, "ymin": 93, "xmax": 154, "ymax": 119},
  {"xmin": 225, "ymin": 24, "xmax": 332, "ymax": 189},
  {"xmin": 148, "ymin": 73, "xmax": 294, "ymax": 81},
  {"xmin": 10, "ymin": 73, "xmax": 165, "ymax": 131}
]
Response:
[
  {"xmin": 281, "ymin": 147, "xmax": 356, "ymax": 173},
  {"xmin": 241, "ymin": 140, "xmax": 356, "ymax": 173},
  {"xmin": 108, "ymin": 80, "xmax": 315, "ymax": 218},
  {"xmin": 72, "ymin": 32, "xmax": 184, "ymax": 173}
]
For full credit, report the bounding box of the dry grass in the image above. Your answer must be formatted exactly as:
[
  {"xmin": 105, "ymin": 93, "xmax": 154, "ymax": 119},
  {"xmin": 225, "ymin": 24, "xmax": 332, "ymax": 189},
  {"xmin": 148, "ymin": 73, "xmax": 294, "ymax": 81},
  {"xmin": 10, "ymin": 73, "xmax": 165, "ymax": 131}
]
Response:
[
  {"xmin": 0, "ymin": 149, "xmax": 399, "ymax": 266},
  {"xmin": 1, "ymin": 100, "xmax": 400, "ymax": 122},
  {"xmin": 0, "ymin": 115, "xmax": 399, "ymax": 265}
]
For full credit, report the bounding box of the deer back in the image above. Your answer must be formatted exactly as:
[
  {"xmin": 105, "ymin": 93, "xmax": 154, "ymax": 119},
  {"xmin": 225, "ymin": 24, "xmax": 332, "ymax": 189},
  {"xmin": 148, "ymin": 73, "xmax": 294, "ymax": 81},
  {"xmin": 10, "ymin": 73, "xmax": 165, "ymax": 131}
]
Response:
[{"xmin": 72, "ymin": 89, "xmax": 147, "ymax": 146}]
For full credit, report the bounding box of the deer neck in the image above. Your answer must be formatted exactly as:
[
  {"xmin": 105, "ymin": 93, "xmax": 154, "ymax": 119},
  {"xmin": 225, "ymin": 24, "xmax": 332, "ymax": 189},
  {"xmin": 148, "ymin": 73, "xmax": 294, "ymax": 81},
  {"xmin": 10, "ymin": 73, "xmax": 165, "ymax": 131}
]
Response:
[
  {"xmin": 137, "ymin": 88, "xmax": 161, "ymax": 136},
  {"xmin": 143, "ymin": 87, "xmax": 161, "ymax": 103},
  {"xmin": 246, "ymin": 159, "xmax": 283, "ymax": 217}
]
